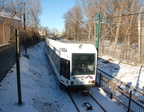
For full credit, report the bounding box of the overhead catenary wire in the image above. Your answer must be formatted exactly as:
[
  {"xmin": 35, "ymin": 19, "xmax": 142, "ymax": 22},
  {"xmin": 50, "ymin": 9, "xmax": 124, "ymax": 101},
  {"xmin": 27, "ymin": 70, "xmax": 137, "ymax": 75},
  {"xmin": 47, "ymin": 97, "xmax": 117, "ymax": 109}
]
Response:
[
  {"xmin": 116, "ymin": 12, "xmax": 144, "ymax": 17},
  {"xmin": 66, "ymin": 13, "xmax": 96, "ymax": 40},
  {"xmin": 102, "ymin": 12, "xmax": 144, "ymax": 20},
  {"xmin": 66, "ymin": 12, "xmax": 144, "ymax": 22},
  {"xmin": 66, "ymin": 12, "xmax": 144, "ymax": 42}
]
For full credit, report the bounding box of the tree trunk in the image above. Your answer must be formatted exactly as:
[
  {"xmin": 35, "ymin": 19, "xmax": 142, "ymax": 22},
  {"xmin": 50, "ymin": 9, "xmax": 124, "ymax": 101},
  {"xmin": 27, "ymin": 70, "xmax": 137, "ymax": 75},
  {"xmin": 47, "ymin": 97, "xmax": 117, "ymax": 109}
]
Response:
[
  {"xmin": 137, "ymin": 7, "xmax": 142, "ymax": 65},
  {"xmin": 142, "ymin": 22, "xmax": 144, "ymax": 64},
  {"xmin": 113, "ymin": 3, "xmax": 124, "ymax": 57}
]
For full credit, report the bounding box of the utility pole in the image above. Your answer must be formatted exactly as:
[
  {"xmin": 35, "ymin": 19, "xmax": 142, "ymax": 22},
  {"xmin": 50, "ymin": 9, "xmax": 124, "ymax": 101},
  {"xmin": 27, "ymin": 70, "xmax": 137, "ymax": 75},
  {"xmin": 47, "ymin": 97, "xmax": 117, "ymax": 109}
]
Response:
[
  {"xmin": 17, "ymin": 2, "xmax": 29, "ymax": 58},
  {"xmin": 96, "ymin": 13, "xmax": 101, "ymax": 51},
  {"xmin": 23, "ymin": 2, "xmax": 27, "ymax": 54}
]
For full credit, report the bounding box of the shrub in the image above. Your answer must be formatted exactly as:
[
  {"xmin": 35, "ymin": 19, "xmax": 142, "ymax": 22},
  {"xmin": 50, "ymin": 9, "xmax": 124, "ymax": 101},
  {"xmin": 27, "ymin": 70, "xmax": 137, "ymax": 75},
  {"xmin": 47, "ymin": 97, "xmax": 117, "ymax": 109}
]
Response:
[{"xmin": 19, "ymin": 28, "xmax": 42, "ymax": 47}]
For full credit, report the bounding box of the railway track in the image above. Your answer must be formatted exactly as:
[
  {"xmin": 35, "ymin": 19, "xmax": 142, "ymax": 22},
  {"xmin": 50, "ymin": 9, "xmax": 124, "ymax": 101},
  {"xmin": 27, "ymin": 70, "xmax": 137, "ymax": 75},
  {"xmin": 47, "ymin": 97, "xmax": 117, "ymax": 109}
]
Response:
[{"xmin": 67, "ymin": 89, "xmax": 107, "ymax": 112}]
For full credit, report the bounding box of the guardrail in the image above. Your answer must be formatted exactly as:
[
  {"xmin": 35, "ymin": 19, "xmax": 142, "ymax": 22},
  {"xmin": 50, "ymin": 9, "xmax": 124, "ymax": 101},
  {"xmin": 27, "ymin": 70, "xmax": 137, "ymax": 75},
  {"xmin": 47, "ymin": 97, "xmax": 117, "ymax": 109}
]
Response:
[
  {"xmin": 0, "ymin": 43, "xmax": 16, "ymax": 82},
  {"xmin": 96, "ymin": 68, "xmax": 144, "ymax": 112}
]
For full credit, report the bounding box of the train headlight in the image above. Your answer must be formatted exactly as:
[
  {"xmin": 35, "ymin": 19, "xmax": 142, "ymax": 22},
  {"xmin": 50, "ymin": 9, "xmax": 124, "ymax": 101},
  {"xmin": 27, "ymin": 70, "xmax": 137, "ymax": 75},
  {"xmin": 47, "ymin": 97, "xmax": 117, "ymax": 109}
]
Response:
[
  {"xmin": 89, "ymin": 80, "xmax": 95, "ymax": 83},
  {"xmin": 91, "ymin": 80, "xmax": 95, "ymax": 83},
  {"xmin": 71, "ymin": 81, "xmax": 77, "ymax": 85}
]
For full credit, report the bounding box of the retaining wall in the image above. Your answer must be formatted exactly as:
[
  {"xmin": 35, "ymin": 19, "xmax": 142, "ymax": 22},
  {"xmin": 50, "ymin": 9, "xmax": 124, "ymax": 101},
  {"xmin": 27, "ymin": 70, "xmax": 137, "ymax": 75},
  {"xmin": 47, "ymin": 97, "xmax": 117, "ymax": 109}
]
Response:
[{"xmin": 0, "ymin": 43, "xmax": 15, "ymax": 82}]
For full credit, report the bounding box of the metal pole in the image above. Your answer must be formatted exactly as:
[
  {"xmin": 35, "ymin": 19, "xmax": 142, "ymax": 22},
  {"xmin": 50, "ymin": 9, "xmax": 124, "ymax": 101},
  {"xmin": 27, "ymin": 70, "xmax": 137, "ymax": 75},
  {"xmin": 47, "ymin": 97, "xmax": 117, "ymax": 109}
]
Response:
[
  {"xmin": 17, "ymin": 2, "xmax": 28, "ymax": 58},
  {"xmin": 96, "ymin": 13, "xmax": 101, "ymax": 51},
  {"xmin": 15, "ymin": 29, "xmax": 22, "ymax": 105},
  {"xmin": 23, "ymin": 3, "xmax": 28, "ymax": 57},
  {"xmin": 98, "ymin": 73, "xmax": 102, "ymax": 87},
  {"xmin": 95, "ymin": 13, "xmax": 101, "ymax": 87},
  {"xmin": 127, "ymin": 91, "xmax": 132, "ymax": 112},
  {"xmin": 23, "ymin": 13, "xmax": 28, "ymax": 56}
]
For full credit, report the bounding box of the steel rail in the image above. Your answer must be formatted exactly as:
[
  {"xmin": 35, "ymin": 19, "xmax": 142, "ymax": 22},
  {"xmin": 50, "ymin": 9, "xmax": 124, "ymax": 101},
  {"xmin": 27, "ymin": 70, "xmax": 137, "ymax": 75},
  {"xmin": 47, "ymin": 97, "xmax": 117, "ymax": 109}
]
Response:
[
  {"xmin": 90, "ymin": 94, "xmax": 107, "ymax": 112},
  {"xmin": 66, "ymin": 89, "xmax": 80, "ymax": 112}
]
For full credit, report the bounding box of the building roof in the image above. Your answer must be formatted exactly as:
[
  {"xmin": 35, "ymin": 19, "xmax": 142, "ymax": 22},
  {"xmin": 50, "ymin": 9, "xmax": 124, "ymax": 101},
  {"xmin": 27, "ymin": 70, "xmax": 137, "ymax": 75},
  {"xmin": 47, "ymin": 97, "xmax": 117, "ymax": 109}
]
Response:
[{"xmin": 0, "ymin": 8, "xmax": 21, "ymax": 20}]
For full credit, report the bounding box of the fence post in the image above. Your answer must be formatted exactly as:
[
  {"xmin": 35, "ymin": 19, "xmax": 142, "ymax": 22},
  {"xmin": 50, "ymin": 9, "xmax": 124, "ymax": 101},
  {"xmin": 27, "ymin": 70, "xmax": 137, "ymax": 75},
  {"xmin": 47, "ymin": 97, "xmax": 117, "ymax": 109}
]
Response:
[
  {"xmin": 127, "ymin": 91, "xmax": 132, "ymax": 112},
  {"xmin": 110, "ymin": 81, "xmax": 114, "ymax": 99},
  {"xmin": 110, "ymin": 92, "xmax": 113, "ymax": 99},
  {"xmin": 99, "ymin": 73, "xmax": 102, "ymax": 87},
  {"xmin": 15, "ymin": 29, "xmax": 23, "ymax": 105}
]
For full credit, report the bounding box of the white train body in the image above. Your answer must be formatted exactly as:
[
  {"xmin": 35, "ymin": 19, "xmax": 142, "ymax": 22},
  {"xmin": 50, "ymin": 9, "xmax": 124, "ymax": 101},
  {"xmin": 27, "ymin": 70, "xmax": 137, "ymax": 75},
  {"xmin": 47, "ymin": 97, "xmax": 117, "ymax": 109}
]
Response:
[{"xmin": 45, "ymin": 38, "xmax": 97, "ymax": 89}]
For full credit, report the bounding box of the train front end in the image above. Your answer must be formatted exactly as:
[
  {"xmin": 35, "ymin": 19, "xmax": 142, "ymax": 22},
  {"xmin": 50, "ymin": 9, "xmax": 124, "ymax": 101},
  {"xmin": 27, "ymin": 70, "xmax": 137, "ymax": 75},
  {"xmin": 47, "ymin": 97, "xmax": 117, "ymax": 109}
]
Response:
[
  {"xmin": 67, "ymin": 44, "xmax": 97, "ymax": 89},
  {"xmin": 69, "ymin": 53, "xmax": 96, "ymax": 88}
]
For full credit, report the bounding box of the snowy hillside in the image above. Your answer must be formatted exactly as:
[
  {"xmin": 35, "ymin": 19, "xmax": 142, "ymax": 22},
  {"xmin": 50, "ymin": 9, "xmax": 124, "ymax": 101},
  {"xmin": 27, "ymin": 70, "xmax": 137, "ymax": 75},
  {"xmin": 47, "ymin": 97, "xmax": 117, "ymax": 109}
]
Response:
[
  {"xmin": 0, "ymin": 41, "xmax": 129, "ymax": 112},
  {"xmin": 98, "ymin": 56, "xmax": 144, "ymax": 93}
]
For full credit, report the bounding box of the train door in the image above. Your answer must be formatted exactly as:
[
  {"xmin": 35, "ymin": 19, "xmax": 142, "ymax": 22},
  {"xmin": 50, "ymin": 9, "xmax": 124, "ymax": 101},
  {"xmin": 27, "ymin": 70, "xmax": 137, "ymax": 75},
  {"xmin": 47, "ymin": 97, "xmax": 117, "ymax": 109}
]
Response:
[{"xmin": 60, "ymin": 58, "xmax": 70, "ymax": 85}]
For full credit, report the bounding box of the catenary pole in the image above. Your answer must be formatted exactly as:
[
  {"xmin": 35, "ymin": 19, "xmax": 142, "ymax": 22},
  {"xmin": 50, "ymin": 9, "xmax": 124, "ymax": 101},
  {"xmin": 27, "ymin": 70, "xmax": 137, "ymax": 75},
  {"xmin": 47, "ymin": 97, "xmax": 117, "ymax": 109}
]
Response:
[
  {"xmin": 96, "ymin": 13, "xmax": 101, "ymax": 51},
  {"xmin": 95, "ymin": 13, "xmax": 101, "ymax": 86}
]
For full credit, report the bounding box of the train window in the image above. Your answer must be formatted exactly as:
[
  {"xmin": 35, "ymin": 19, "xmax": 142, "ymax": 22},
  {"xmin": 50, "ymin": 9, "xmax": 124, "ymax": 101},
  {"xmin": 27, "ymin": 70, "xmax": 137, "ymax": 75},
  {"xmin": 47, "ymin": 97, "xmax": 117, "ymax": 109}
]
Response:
[
  {"xmin": 72, "ymin": 54, "xmax": 95, "ymax": 75},
  {"xmin": 60, "ymin": 58, "xmax": 70, "ymax": 79},
  {"xmin": 81, "ymin": 56, "xmax": 88, "ymax": 60}
]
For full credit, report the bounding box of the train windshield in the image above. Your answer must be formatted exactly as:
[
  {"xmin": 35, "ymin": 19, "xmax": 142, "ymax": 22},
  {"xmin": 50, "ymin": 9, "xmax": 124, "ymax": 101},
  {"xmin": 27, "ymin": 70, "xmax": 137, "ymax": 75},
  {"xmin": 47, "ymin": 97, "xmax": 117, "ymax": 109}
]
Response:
[{"xmin": 72, "ymin": 54, "xmax": 95, "ymax": 75}]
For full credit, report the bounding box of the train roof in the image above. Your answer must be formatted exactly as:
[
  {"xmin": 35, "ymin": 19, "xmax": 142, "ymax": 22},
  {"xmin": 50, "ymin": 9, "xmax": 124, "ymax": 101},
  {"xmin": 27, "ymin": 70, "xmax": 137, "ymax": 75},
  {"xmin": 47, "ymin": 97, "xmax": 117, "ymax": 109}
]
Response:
[
  {"xmin": 46, "ymin": 37, "xmax": 97, "ymax": 58},
  {"xmin": 48, "ymin": 37, "xmax": 96, "ymax": 45},
  {"xmin": 49, "ymin": 37, "xmax": 80, "ymax": 44}
]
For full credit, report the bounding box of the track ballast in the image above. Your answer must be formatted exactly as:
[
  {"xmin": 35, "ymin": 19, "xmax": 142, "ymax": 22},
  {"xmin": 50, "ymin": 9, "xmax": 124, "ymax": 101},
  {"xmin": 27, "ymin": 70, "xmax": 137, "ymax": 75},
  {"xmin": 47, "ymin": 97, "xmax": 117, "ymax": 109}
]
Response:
[{"xmin": 67, "ymin": 89, "xmax": 107, "ymax": 112}]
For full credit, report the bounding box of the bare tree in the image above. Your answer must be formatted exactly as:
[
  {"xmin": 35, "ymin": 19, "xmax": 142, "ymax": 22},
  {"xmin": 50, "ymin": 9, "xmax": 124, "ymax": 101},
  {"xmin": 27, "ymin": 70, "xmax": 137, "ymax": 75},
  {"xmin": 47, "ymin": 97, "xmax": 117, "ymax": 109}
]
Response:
[
  {"xmin": 1, "ymin": 0, "xmax": 41, "ymax": 29},
  {"xmin": 64, "ymin": 5, "xmax": 83, "ymax": 40},
  {"xmin": 76, "ymin": 0, "xmax": 98, "ymax": 41},
  {"xmin": 137, "ymin": 7, "xmax": 143, "ymax": 64},
  {"xmin": 64, "ymin": 8, "xmax": 75, "ymax": 40},
  {"xmin": 122, "ymin": 0, "xmax": 142, "ymax": 62},
  {"xmin": 64, "ymin": 0, "xmax": 144, "ymax": 64},
  {"xmin": 26, "ymin": 0, "xmax": 41, "ymax": 29}
]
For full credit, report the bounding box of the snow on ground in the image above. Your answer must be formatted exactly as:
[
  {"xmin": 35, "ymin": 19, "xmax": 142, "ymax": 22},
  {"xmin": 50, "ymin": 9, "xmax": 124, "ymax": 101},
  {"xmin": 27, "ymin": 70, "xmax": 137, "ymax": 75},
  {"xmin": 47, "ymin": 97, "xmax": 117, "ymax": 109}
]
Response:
[
  {"xmin": 98, "ymin": 56, "xmax": 144, "ymax": 101},
  {"xmin": 98, "ymin": 56, "xmax": 144, "ymax": 93},
  {"xmin": 0, "ymin": 41, "xmax": 128, "ymax": 112}
]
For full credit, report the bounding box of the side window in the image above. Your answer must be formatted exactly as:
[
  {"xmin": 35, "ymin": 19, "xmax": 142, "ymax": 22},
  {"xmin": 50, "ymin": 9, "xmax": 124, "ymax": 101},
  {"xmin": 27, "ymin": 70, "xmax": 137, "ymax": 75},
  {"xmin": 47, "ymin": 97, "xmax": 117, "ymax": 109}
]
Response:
[
  {"xmin": 60, "ymin": 58, "xmax": 70, "ymax": 79},
  {"xmin": 66, "ymin": 60, "xmax": 70, "ymax": 75},
  {"xmin": 60, "ymin": 59, "xmax": 65, "ymax": 75}
]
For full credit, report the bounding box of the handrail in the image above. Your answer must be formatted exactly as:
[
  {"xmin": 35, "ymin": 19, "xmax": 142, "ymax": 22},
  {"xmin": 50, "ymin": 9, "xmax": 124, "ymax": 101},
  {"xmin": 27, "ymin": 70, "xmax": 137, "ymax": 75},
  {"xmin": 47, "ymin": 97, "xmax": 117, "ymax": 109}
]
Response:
[{"xmin": 97, "ymin": 68, "xmax": 144, "ymax": 96}]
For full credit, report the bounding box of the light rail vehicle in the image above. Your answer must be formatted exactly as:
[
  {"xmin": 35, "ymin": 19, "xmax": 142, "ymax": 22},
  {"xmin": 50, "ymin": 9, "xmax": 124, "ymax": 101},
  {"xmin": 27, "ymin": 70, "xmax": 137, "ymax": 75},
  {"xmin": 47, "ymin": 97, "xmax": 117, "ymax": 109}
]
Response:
[{"xmin": 45, "ymin": 37, "xmax": 97, "ymax": 91}]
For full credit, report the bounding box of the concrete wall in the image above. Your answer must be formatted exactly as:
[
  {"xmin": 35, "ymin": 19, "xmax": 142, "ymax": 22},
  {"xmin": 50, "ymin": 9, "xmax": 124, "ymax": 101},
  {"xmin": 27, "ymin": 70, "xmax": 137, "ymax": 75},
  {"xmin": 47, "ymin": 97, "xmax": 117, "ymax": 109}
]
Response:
[{"xmin": 0, "ymin": 43, "xmax": 15, "ymax": 82}]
